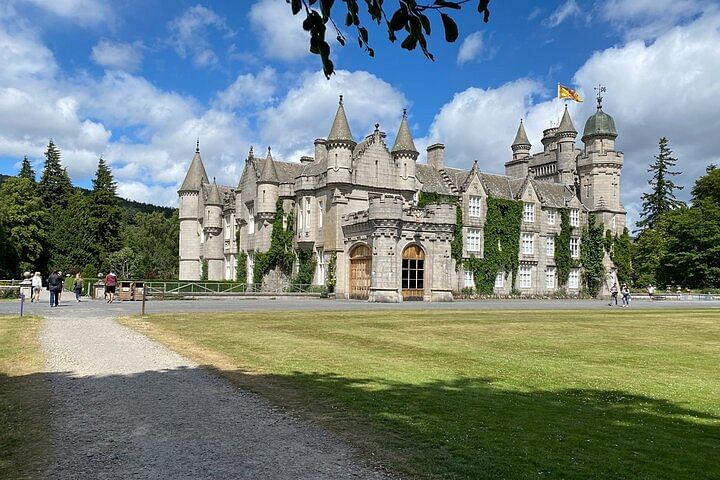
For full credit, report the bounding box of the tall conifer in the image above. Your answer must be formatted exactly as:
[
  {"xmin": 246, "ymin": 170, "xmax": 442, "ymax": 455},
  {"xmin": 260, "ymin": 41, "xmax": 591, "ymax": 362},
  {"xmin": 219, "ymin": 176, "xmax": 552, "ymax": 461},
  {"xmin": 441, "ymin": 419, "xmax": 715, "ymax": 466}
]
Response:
[
  {"xmin": 636, "ymin": 137, "xmax": 684, "ymax": 230},
  {"xmin": 38, "ymin": 140, "xmax": 73, "ymax": 209},
  {"xmin": 89, "ymin": 157, "xmax": 121, "ymax": 266},
  {"xmin": 19, "ymin": 156, "xmax": 36, "ymax": 182}
]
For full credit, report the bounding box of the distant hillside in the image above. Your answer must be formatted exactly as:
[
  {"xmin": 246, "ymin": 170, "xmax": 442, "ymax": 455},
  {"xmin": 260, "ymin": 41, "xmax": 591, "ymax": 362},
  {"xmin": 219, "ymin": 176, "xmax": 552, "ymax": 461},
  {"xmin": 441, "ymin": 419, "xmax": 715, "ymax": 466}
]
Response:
[{"xmin": 0, "ymin": 173, "xmax": 174, "ymax": 217}]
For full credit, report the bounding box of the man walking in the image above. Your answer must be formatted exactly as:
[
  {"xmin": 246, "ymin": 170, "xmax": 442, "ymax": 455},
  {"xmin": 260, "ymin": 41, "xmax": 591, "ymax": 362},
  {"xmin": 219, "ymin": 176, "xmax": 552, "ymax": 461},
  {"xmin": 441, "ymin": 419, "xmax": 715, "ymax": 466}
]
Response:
[
  {"xmin": 47, "ymin": 271, "xmax": 63, "ymax": 307},
  {"xmin": 609, "ymin": 283, "xmax": 618, "ymax": 306},
  {"xmin": 104, "ymin": 271, "xmax": 118, "ymax": 303}
]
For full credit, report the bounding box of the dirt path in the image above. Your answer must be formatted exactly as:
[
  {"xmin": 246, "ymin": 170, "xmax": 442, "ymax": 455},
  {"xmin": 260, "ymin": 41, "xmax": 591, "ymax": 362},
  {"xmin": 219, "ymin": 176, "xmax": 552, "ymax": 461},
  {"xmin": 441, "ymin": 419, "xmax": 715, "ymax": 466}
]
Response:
[{"xmin": 39, "ymin": 310, "xmax": 386, "ymax": 479}]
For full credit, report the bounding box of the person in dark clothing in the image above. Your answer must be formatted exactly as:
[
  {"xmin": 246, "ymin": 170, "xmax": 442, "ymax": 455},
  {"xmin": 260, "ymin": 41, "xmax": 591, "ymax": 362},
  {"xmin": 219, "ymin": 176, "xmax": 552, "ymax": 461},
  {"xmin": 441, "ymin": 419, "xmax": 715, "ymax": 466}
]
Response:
[{"xmin": 47, "ymin": 271, "xmax": 63, "ymax": 307}]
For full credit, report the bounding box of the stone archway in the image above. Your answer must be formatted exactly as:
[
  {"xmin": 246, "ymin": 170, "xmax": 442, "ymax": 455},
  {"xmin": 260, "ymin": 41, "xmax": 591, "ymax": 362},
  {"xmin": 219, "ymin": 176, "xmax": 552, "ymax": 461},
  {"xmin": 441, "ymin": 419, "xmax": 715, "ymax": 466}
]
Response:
[
  {"xmin": 349, "ymin": 244, "xmax": 371, "ymax": 300},
  {"xmin": 401, "ymin": 244, "xmax": 425, "ymax": 301}
]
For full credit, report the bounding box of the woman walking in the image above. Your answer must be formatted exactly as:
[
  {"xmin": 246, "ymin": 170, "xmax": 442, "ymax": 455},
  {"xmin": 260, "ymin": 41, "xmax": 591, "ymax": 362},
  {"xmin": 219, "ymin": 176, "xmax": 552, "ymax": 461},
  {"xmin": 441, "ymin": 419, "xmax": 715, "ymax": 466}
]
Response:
[
  {"xmin": 73, "ymin": 273, "xmax": 83, "ymax": 302},
  {"xmin": 621, "ymin": 284, "xmax": 631, "ymax": 307},
  {"xmin": 31, "ymin": 271, "xmax": 42, "ymax": 302}
]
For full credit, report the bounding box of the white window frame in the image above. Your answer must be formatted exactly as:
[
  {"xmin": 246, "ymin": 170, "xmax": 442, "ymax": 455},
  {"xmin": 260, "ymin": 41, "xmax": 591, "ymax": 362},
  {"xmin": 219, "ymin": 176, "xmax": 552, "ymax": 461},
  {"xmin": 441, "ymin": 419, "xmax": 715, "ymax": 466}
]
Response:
[
  {"xmin": 546, "ymin": 236, "xmax": 555, "ymax": 257},
  {"xmin": 467, "ymin": 228, "xmax": 481, "ymax": 253},
  {"xmin": 468, "ymin": 196, "xmax": 482, "ymax": 218},
  {"xmin": 247, "ymin": 204, "xmax": 255, "ymax": 234},
  {"xmin": 519, "ymin": 266, "xmax": 532, "ymax": 288},
  {"xmin": 316, "ymin": 248, "xmax": 325, "ymax": 285},
  {"xmin": 464, "ymin": 269, "xmax": 474, "ymax": 288},
  {"xmin": 524, "ymin": 202, "xmax": 535, "ymax": 223},
  {"xmin": 495, "ymin": 270, "xmax": 504, "ymax": 288},
  {"xmin": 570, "ymin": 208, "xmax": 580, "ymax": 227},
  {"xmin": 297, "ymin": 200, "xmax": 303, "ymax": 233},
  {"xmin": 522, "ymin": 233, "xmax": 534, "ymax": 255},
  {"xmin": 546, "ymin": 267, "xmax": 556, "ymax": 289},
  {"xmin": 570, "ymin": 237, "xmax": 580, "ymax": 258},
  {"xmin": 547, "ymin": 209, "xmax": 556, "ymax": 225},
  {"xmin": 568, "ymin": 268, "xmax": 580, "ymax": 289},
  {"xmin": 304, "ymin": 196, "xmax": 312, "ymax": 229}
]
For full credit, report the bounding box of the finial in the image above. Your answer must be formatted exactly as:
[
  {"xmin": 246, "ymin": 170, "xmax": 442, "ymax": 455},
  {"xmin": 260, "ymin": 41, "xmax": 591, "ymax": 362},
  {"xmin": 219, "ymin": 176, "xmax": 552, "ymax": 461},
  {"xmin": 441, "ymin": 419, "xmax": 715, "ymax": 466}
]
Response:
[
  {"xmin": 374, "ymin": 123, "xmax": 380, "ymax": 132},
  {"xmin": 402, "ymin": 108, "xmax": 407, "ymax": 118},
  {"xmin": 249, "ymin": 145, "xmax": 254, "ymax": 156},
  {"xmin": 213, "ymin": 176, "xmax": 216, "ymax": 184},
  {"xmin": 594, "ymin": 84, "xmax": 606, "ymax": 110},
  {"xmin": 195, "ymin": 138, "xmax": 200, "ymax": 154},
  {"xmin": 267, "ymin": 146, "xmax": 271, "ymax": 155},
  {"xmin": 339, "ymin": 94, "xmax": 343, "ymax": 105}
]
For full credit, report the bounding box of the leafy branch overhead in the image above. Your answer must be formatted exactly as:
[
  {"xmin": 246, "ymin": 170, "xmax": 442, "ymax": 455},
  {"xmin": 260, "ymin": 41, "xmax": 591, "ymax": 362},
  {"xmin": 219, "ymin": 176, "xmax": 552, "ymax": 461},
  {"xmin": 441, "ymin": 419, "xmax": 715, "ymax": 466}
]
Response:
[{"xmin": 288, "ymin": 0, "xmax": 491, "ymax": 78}]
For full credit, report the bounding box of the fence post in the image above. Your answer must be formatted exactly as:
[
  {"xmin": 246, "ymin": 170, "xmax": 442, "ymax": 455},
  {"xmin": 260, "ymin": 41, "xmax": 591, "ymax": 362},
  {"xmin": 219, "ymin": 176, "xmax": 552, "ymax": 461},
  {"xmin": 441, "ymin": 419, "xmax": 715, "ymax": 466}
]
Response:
[
  {"xmin": 19, "ymin": 293, "xmax": 25, "ymax": 317},
  {"xmin": 141, "ymin": 292, "xmax": 146, "ymax": 316}
]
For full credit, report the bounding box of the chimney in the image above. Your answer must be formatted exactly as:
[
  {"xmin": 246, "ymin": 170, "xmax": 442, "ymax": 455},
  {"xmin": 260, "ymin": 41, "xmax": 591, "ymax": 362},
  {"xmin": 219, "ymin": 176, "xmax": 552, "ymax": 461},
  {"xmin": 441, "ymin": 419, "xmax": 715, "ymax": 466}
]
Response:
[
  {"xmin": 427, "ymin": 143, "xmax": 445, "ymax": 170},
  {"xmin": 314, "ymin": 138, "xmax": 327, "ymax": 163},
  {"xmin": 300, "ymin": 156, "xmax": 314, "ymax": 164}
]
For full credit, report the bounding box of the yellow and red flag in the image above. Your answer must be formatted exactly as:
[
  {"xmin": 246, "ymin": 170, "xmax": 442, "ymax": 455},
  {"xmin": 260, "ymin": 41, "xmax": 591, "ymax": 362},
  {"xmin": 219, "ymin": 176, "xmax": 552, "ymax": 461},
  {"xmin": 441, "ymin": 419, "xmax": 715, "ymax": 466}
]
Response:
[{"xmin": 558, "ymin": 84, "xmax": 583, "ymax": 102}]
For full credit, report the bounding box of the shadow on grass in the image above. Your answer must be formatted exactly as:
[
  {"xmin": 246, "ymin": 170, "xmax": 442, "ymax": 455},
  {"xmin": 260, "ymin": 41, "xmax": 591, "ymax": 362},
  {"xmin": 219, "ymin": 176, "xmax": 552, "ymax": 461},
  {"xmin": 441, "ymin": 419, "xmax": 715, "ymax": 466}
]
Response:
[{"xmin": 2, "ymin": 368, "xmax": 719, "ymax": 480}]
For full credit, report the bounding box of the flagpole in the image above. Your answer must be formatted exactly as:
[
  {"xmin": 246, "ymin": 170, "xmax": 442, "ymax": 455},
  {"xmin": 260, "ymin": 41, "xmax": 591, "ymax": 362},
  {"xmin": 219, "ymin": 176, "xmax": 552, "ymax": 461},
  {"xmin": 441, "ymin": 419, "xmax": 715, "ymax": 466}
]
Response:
[{"xmin": 556, "ymin": 83, "xmax": 560, "ymax": 127}]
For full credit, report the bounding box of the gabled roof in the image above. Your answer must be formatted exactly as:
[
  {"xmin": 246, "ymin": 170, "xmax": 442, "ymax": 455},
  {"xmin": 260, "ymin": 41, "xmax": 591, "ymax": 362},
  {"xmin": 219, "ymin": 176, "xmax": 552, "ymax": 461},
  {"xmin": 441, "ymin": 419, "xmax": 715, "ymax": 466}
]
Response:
[
  {"xmin": 391, "ymin": 111, "xmax": 418, "ymax": 153},
  {"xmin": 531, "ymin": 180, "xmax": 574, "ymax": 208},
  {"xmin": 255, "ymin": 157, "xmax": 303, "ymax": 184},
  {"xmin": 416, "ymin": 164, "xmax": 454, "ymax": 194},
  {"xmin": 327, "ymin": 96, "xmax": 355, "ymax": 143},
  {"xmin": 179, "ymin": 150, "xmax": 209, "ymax": 192}
]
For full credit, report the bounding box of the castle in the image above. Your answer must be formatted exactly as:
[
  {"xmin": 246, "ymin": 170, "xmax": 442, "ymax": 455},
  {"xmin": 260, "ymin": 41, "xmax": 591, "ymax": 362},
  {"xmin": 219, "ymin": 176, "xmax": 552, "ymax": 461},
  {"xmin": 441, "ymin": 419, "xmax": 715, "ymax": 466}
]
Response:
[{"xmin": 178, "ymin": 93, "xmax": 625, "ymax": 301}]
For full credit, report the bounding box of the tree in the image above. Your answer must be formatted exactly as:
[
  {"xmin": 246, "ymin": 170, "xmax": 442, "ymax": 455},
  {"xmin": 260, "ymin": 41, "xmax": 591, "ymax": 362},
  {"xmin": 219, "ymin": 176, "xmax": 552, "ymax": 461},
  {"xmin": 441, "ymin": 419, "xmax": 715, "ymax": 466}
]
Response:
[
  {"xmin": 634, "ymin": 228, "xmax": 665, "ymax": 287},
  {"xmin": 691, "ymin": 164, "xmax": 720, "ymax": 208},
  {"xmin": 19, "ymin": 156, "xmax": 35, "ymax": 182},
  {"xmin": 122, "ymin": 211, "xmax": 179, "ymax": 279},
  {"xmin": 107, "ymin": 247, "xmax": 138, "ymax": 279},
  {"xmin": 50, "ymin": 191, "xmax": 94, "ymax": 272},
  {"xmin": 0, "ymin": 177, "xmax": 49, "ymax": 275},
  {"xmin": 287, "ymin": 0, "xmax": 491, "ymax": 78},
  {"xmin": 38, "ymin": 140, "xmax": 73, "ymax": 210},
  {"xmin": 88, "ymin": 157, "xmax": 121, "ymax": 266},
  {"xmin": 636, "ymin": 137, "xmax": 684, "ymax": 230},
  {"xmin": 610, "ymin": 228, "xmax": 633, "ymax": 285}
]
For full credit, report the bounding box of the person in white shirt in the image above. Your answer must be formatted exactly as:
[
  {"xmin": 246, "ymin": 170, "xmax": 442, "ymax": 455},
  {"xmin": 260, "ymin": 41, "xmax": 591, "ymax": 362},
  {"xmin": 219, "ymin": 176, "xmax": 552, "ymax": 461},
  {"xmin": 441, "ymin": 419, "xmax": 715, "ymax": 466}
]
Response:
[{"xmin": 31, "ymin": 272, "xmax": 42, "ymax": 303}]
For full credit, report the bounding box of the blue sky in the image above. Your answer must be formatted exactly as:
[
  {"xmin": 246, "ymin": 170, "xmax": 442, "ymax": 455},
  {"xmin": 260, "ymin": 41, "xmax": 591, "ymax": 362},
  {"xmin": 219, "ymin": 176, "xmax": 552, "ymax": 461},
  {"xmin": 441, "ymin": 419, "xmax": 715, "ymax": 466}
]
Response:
[{"xmin": 1, "ymin": 0, "xmax": 719, "ymax": 225}]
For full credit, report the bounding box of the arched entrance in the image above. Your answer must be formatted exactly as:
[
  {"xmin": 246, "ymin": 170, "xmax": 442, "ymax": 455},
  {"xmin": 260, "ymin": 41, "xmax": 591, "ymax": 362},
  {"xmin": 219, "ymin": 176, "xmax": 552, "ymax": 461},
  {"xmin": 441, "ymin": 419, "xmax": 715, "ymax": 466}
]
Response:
[
  {"xmin": 402, "ymin": 244, "xmax": 425, "ymax": 301},
  {"xmin": 349, "ymin": 244, "xmax": 372, "ymax": 300}
]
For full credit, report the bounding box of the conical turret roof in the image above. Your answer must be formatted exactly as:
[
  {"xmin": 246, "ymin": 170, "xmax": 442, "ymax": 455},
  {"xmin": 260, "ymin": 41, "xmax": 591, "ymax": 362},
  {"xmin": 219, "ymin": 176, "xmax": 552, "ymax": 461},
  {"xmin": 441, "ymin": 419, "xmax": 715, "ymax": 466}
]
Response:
[
  {"xmin": 258, "ymin": 147, "xmax": 279, "ymax": 184},
  {"xmin": 392, "ymin": 109, "xmax": 418, "ymax": 154},
  {"xmin": 512, "ymin": 119, "xmax": 531, "ymax": 148},
  {"xmin": 327, "ymin": 95, "xmax": 355, "ymax": 143},
  {"xmin": 557, "ymin": 105, "xmax": 577, "ymax": 134},
  {"xmin": 206, "ymin": 179, "xmax": 223, "ymax": 206},
  {"xmin": 179, "ymin": 141, "xmax": 209, "ymax": 192}
]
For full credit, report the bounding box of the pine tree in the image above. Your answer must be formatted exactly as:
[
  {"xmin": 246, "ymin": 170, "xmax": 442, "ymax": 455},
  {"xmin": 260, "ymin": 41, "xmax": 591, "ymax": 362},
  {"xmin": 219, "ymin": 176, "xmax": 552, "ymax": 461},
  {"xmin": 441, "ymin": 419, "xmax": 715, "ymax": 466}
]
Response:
[
  {"xmin": 19, "ymin": 156, "xmax": 35, "ymax": 182},
  {"xmin": 89, "ymin": 157, "xmax": 121, "ymax": 267},
  {"xmin": 636, "ymin": 137, "xmax": 684, "ymax": 230},
  {"xmin": 38, "ymin": 140, "xmax": 73, "ymax": 209}
]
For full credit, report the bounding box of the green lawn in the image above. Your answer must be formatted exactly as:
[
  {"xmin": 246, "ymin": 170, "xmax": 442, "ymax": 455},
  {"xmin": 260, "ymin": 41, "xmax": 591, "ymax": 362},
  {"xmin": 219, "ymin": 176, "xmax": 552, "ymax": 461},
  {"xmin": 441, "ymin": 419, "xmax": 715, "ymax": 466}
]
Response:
[
  {"xmin": 0, "ymin": 316, "xmax": 48, "ymax": 480},
  {"xmin": 127, "ymin": 309, "xmax": 720, "ymax": 479}
]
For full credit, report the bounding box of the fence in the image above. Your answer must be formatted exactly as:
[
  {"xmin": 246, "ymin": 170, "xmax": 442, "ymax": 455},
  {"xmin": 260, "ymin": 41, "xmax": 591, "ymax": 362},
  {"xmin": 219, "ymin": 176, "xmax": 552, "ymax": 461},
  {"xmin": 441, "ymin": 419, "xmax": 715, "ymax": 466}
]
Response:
[{"xmin": 143, "ymin": 281, "xmax": 323, "ymax": 298}]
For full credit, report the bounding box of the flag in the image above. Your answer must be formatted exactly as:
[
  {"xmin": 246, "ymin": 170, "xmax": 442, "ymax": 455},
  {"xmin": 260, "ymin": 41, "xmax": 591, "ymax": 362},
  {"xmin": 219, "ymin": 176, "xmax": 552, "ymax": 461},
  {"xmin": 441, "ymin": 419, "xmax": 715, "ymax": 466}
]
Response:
[{"xmin": 558, "ymin": 84, "xmax": 583, "ymax": 102}]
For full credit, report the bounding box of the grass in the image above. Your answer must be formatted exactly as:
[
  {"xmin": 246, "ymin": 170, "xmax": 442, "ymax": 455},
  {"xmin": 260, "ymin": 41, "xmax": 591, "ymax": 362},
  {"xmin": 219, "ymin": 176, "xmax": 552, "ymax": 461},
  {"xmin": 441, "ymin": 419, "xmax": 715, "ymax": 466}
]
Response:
[
  {"xmin": 0, "ymin": 316, "xmax": 48, "ymax": 480},
  {"xmin": 125, "ymin": 309, "xmax": 720, "ymax": 479}
]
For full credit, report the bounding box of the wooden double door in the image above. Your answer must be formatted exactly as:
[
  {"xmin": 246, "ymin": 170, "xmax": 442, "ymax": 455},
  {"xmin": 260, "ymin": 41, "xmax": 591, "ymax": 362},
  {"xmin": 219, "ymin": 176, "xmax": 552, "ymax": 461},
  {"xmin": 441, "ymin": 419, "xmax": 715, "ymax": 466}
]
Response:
[{"xmin": 349, "ymin": 245, "xmax": 371, "ymax": 300}]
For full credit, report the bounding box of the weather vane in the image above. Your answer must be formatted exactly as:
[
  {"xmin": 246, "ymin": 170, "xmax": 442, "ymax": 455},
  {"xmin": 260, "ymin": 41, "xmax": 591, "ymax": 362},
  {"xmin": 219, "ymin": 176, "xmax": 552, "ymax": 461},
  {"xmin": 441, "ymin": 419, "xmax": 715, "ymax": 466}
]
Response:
[{"xmin": 594, "ymin": 84, "xmax": 607, "ymax": 109}]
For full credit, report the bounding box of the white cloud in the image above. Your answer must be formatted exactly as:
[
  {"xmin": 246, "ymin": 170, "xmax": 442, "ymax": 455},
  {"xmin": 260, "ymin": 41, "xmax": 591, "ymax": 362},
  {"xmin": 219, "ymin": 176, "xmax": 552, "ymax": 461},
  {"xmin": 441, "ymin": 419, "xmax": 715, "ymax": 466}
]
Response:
[
  {"xmin": 20, "ymin": 0, "xmax": 113, "ymax": 26},
  {"xmin": 543, "ymin": 0, "xmax": 581, "ymax": 28},
  {"xmin": 602, "ymin": 0, "xmax": 706, "ymax": 39},
  {"xmin": 91, "ymin": 40, "xmax": 143, "ymax": 72},
  {"xmin": 168, "ymin": 4, "xmax": 232, "ymax": 68},
  {"xmin": 0, "ymin": 19, "xmax": 57, "ymax": 82},
  {"xmin": 259, "ymin": 70, "xmax": 408, "ymax": 160},
  {"xmin": 457, "ymin": 32, "xmax": 484, "ymax": 65},
  {"xmin": 248, "ymin": 0, "xmax": 309, "ymax": 61},
  {"xmin": 115, "ymin": 181, "xmax": 179, "ymax": 207},
  {"xmin": 213, "ymin": 67, "xmax": 276, "ymax": 110}
]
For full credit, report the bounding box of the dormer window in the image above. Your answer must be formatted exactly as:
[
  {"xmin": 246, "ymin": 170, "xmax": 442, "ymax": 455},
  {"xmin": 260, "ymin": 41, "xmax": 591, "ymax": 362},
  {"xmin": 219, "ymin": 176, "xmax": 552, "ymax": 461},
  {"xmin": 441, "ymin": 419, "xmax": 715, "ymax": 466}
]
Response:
[{"xmin": 570, "ymin": 208, "xmax": 580, "ymax": 227}]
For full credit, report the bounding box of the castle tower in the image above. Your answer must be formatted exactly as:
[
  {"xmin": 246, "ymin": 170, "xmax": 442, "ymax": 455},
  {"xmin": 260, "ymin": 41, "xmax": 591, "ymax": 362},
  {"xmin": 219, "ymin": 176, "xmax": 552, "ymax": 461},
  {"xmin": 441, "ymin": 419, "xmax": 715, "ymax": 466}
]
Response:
[
  {"xmin": 391, "ymin": 109, "xmax": 418, "ymax": 191},
  {"xmin": 326, "ymin": 95, "xmax": 356, "ymax": 185},
  {"xmin": 505, "ymin": 119, "xmax": 531, "ymax": 178},
  {"xmin": 204, "ymin": 179, "xmax": 224, "ymax": 280},
  {"xmin": 556, "ymin": 105, "xmax": 578, "ymax": 186},
  {"xmin": 256, "ymin": 147, "xmax": 279, "ymax": 216},
  {"xmin": 577, "ymin": 86, "xmax": 625, "ymax": 234},
  {"xmin": 178, "ymin": 140, "xmax": 209, "ymax": 280}
]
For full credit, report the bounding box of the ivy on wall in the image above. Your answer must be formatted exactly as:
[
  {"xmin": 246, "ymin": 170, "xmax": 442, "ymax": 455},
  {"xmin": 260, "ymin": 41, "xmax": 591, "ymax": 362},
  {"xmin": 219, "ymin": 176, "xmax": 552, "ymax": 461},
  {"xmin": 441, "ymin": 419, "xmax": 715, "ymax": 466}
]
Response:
[
  {"xmin": 465, "ymin": 197, "xmax": 522, "ymax": 294},
  {"xmin": 253, "ymin": 199, "xmax": 295, "ymax": 285},
  {"xmin": 417, "ymin": 191, "xmax": 463, "ymax": 264},
  {"xmin": 326, "ymin": 251, "xmax": 337, "ymax": 291},
  {"xmin": 580, "ymin": 215, "xmax": 606, "ymax": 297},
  {"xmin": 201, "ymin": 258, "xmax": 208, "ymax": 281},
  {"xmin": 555, "ymin": 208, "xmax": 574, "ymax": 287},
  {"xmin": 236, "ymin": 248, "xmax": 247, "ymax": 286},
  {"xmin": 291, "ymin": 248, "xmax": 316, "ymax": 285}
]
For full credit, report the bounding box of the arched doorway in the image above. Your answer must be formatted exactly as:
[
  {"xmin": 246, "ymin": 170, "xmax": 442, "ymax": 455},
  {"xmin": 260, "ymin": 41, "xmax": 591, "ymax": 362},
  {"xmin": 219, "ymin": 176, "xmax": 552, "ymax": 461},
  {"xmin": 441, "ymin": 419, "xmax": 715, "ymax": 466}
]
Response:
[
  {"xmin": 402, "ymin": 244, "xmax": 425, "ymax": 301},
  {"xmin": 349, "ymin": 244, "xmax": 371, "ymax": 300}
]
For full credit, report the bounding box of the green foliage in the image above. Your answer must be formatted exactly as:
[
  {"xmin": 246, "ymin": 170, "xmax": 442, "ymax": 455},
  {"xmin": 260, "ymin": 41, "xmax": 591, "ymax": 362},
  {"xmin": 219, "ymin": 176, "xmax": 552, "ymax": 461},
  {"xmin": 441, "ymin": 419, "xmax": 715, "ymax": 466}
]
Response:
[
  {"xmin": 326, "ymin": 251, "xmax": 337, "ymax": 290},
  {"xmin": 201, "ymin": 258, "xmax": 208, "ymax": 281},
  {"xmin": 18, "ymin": 157, "xmax": 35, "ymax": 182},
  {"xmin": 637, "ymin": 137, "xmax": 684, "ymax": 230},
  {"xmin": 253, "ymin": 252, "xmax": 270, "ymax": 285},
  {"xmin": 254, "ymin": 199, "xmax": 295, "ymax": 284},
  {"xmin": 292, "ymin": 249, "xmax": 316, "ymax": 285},
  {"xmin": 691, "ymin": 164, "xmax": 720, "ymax": 207},
  {"xmin": 464, "ymin": 197, "xmax": 522, "ymax": 294},
  {"xmin": 87, "ymin": 157, "xmax": 121, "ymax": 267},
  {"xmin": 417, "ymin": 192, "xmax": 463, "ymax": 263},
  {"xmin": 286, "ymin": 0, "xmax": 490, "ymax": 78},
  {"xmin": 107, "ymin": 247, "xmax": 137, "ymax": 279},
  {"xmin": 555, "ymin": 208, "xmax": 574, "ymax": 288},
  {"xmin": 611, "ymin": 228, "xmax": 634, "ymax": 285},
  {"xmin": 236, "ymin": 249, "xmax": 247, "ymax": 286},
  {"xmin": 0, "ymin": 177, "xmax": 48, "ymax": 276},
  {"xmin": 80, "ymin": 264, "xmax": 97, "ymax": 279},
  {"xmin": 38, "ymin": 139, "xmax": 73, "ymax": 210},
  {"xmin": 634, "ymin": 228, "xmax": 665, "ymax": 287},
  {"xmin": 580, "ymin": 215, "xmax": 605, "ymax": 297},
  {"xmin": 49, "ymin": 191, "xmax": 95, "ymax": 272},
  {"xmin": 121, "ymin": 211, "xmax": 179, "ymax": 279}
]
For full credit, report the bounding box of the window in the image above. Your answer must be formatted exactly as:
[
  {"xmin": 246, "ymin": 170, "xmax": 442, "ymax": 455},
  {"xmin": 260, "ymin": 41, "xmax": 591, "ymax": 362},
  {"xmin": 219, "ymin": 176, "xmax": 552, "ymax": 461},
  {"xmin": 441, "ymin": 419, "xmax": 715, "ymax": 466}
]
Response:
[
  {"xmin": 546, "ymin": 267, "xmax": 556, "ymax": 289},
  {"xmin": 570, "ymin": 237, "xmax": 580, "ymax": 258},
  {"xmin": 296, "ymin": 200, "xmax": 303, "ymax": 232},
  {"xmin": 570, "ymin": 208, "xmax": 580, "ymax": 227},
  {"xmin": 519, "ymin": 266, "xmax": 532, "ymax": 288},
  {"xmin": 247, "ymin": 251, "xmax": 254, "ymax": 285},
  {"xmin": 316, "ymin": 248, "xmax": 325, "ymax": 285},
  {"xmin": 547, "ymin": 209, "xmax": 556, "ymax": 225},
  {"xmin": 224, "ymin": 216, "xmax": 231, "ymax": 240},
  {"xmin": 495, "ymin": 270, "xmax": 504, "ymax": 288},
  {"xmin": 318, "ymin": 200, "xmax": 323, "ymax": 228},
  {"xmin": 304, "ymin": 196, "xmax": 312, "ymax": 229},
  {"xmin": 524, "ymin": 202, "xmax": 535, "ymax": 223},
  {"xmin": 612, "ymin": 215, "xmax": 616, "ymax": 231},
  {"xmin": 469, "ymin": 196, "xmax": 482, "ymax": 218},
  {"xmin": 464, "ymin": 269, "xmax": 474, "ymax": 288},
  {"xmin": 467, "ymin": 228, "xmax": 481, "ymax": 252},
  {"xmin": 522, "ymin": 233, "xmax": 534, "ymax": 255},
  {"xmin": 546, "ymin": 236, "xmax": 555, "ymax": 257},
  {"xmin": 247, "ymin": 204, "xmax": 254, "ymax": 234},
  {"xmin": 568, "ymin": 268, "xmax": 579, "ymax": 289}
]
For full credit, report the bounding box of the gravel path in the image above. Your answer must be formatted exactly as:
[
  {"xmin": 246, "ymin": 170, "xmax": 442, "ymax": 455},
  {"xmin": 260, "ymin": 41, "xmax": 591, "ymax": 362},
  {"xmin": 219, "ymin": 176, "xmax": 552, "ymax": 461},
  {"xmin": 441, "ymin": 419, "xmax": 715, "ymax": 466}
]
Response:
[{"xmin": 40, "ymin": 309, "xmax": 387, "ymax": 479}]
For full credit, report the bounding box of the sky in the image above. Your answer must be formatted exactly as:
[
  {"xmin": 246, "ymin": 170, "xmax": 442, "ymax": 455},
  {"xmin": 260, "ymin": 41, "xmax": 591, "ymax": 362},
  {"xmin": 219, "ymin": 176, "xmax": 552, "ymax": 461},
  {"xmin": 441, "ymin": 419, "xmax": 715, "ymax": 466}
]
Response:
[{"xmin": 1, "ymin": 0, "xmax": 719, "ymax": 226}]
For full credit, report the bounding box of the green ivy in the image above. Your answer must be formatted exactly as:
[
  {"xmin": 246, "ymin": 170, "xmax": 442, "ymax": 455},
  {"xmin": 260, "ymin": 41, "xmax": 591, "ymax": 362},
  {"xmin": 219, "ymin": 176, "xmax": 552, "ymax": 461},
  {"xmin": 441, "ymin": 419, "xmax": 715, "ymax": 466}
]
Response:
[
  {"xmin": 326, "ymin": 251, "xmax": 337, "ymax": 291},
  {"xmin": 200, "ymin": 258, "xmax": 208, "ymax": 281},
  {"xmin": 236, "ymin": 249, "xmax": 247, "ymax": 286},
  {"xmin": 580, "ymin": 215, "xmax": 606, "ymax": 297},
  {"xmin": 465, "ymin": 197, "xmax": 522, "ymax": 294},
  {"xmin": 417, "ymin": 191, "xmax": 463, "ymax": 264},
  {"xmin": 291, "ymin": 248, "xmax": 316, "ymax": 285},
  {"xmin": 253, "ymin": 199, "xmax": 295, "ymax": 285},
  {"xmin": 611, "ymin": 227, "xmax": 634, "ymax": 285},
  {"xmin": 555, "ymin": 208, "xmax": 574, "ymax": 287}
]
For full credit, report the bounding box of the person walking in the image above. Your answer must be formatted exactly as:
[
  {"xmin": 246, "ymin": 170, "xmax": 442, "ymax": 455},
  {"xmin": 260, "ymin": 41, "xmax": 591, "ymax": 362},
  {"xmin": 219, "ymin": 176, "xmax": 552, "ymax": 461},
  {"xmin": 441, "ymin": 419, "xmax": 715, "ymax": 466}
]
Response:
[
  {"xmin": 73, "ymin": 273, "xmax": 83, "ymax": 302},
  {"xmin": 31, "ymin": 271, "xmax": 42, "ymax": 303},
  {"xmin": 621, "ymin": 284, "xmax": 631, "ymax": 307},
  {"xmin": 609, "ymin": 283, "xmax": 618, "ymax": 306},
  {"xmin": 104, "ymin": 271, "xmax": 118, "ymax": 303},
  {"xmin": 647, "ymin": 284, "xmax": 655, "ymax": 300},
  {"xmin": 47, "ymin": 271, "xmax": 63, "ymax": 307}
]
